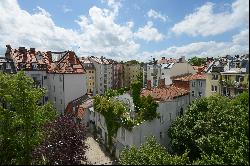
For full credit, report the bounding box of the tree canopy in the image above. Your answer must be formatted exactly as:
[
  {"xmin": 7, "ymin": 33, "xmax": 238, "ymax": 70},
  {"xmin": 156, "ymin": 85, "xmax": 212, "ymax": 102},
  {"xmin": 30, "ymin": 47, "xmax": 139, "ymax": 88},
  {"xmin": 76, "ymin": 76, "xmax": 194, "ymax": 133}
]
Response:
[
  {"xmin": 0, "ymin": 71, "xmax": 57, "ymax": 165},
  {"xmin": 119, "ymin": 136, "xmax": 189, "ymax": 165},
  {"xmin": 32, "ymin": 115, "xmax": 88, "ymax": 165},
  {"xmin": 188, "ymin": 56, "xmax": 206, "ymax": 66},
  {"xmin": 168, "ymin": 93, "xmax": 249, "ymax": 165}
]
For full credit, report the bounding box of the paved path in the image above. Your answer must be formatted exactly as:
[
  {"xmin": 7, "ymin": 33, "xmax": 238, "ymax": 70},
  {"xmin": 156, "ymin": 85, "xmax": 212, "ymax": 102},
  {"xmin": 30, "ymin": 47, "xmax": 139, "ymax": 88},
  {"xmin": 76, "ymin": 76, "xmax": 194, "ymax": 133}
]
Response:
[{"xmin": 83, "ymin": 133, "xmax": 115, "ymax": 165}]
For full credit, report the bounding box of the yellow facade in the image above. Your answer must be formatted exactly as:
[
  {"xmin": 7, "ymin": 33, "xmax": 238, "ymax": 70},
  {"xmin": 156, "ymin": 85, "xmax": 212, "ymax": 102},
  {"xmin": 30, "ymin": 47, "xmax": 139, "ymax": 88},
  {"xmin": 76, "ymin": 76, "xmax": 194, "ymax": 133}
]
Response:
[
  {"xmin": 124, "ymin": 64, "xmax": 141, "ymax": 87},
  {"xmin": 86, "ymin": 69, "xmax": 95, "ymax": 94},
  {"xmin": 205, "ymin": 73, "xmax": 221, "ymax": 97}
]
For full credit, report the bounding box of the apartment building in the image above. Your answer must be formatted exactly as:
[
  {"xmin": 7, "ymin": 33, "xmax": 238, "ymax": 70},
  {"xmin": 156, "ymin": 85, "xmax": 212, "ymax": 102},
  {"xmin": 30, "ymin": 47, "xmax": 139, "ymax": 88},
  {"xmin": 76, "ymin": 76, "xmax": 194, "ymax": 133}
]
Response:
[
  {"xmin": 111, "ymin": 61, "xmax": 124, "ymax": 89},
  {"xmin": 7, "ymin": 45, "xmax": 87, "ymax": 114},
  {"xmin": 80, "ymin": 57, "xmax": 96, "ymax": 95},
  {"xmin": 0, "ymin": 57, "xmax": 17, "ymax": 74},
  {"xmin": 124, "ymin": 63, "xmax": 141, "ymax": 87},
  {"xmin": 172, "ymin": 67, "xmax": 207, "ymax": 102},
  {"xmin": 143, "ymin": 57, "xmax": 195, "ymax": 88},
  {"xmin": 89, "ymin": 56, "xmax": 113, "ymax": 94}
]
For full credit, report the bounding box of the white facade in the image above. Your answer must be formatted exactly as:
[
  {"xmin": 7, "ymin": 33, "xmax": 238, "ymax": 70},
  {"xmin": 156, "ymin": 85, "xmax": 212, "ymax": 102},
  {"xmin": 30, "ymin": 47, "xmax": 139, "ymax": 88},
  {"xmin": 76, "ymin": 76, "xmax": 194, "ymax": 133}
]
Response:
[
  {"xmin": 144, "ymin": 62, "xmax": 195, "ymax": 87},
  {"xmin": 90, "ymin": 58, "xmax": 113, "ymax": 94},
  {"xmin": 190, "ymin": 79, "xmax": 206, "ymax": 102},
  {"xmin": 48, "ymin": 73, "xmax": 87, "ymax": 114},
  {"xmin": 24, "ymin": 70, "xmax": 49, "ymax": 105},
  {"xmin": 88, "ymin": 93, "xmax": 190, "ymax": 158}
]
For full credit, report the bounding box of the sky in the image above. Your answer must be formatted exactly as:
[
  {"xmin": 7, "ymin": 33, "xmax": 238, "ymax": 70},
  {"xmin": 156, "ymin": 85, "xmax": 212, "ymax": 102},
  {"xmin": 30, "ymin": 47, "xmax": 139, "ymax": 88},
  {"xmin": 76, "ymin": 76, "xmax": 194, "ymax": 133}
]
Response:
[{"xmin": 0, "ymin": 0, "xmax": 249, "ymax": 62}]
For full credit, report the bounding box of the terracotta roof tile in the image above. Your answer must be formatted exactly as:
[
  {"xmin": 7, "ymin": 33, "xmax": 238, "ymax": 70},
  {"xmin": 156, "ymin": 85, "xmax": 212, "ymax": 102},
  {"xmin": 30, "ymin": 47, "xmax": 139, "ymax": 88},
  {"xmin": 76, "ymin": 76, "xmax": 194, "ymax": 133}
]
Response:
[
  {"xmin": 173, "ymin": 73, "xmax": 207, "ymax": 81},
  {"xmin": 141, "ymin": 85, "xmax": 189, "ymax": 101}
]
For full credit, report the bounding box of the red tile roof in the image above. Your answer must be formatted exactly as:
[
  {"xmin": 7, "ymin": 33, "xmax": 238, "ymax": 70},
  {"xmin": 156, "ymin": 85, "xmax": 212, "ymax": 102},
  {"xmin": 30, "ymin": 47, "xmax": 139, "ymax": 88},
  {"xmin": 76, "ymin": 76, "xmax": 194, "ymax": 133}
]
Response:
[
  {"xmin": 173, "ymin": 73, "xmax": 207, "ymax": 81},
  {"xmin": 8, "ymin": 46, "xmax": 86, "ymax": 74},
  {"xmin": 48, "ymin": 51, "xmax": 86, "ymax": 74},
  {"xmin": 157, "ymin": 58, "xmax": 178, "ymax": 64},
  {"xmin": 141, "ymin": 85, "xmax": 189, "ymax": 101}
]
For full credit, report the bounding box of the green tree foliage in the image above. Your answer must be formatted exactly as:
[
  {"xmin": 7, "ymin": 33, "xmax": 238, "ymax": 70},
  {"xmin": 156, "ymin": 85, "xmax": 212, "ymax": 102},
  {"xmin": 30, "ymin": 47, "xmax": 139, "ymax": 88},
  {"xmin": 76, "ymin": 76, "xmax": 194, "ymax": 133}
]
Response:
[
  {"xmin": 119, "ymin": 136, "xmax": 189, "ymax": 165},
  {"xmin": 125, "ymin": 60, "xmax": 140, "ymax": 65},
  {"xmin": 168, "ymin": 93, "xmax": 249, "ymax": 165},
  {"xmin": 93, "ymin": 95, "xmax": 127, "ymax": 148},
  {"xmin": 139, "ymin": 95, "xmax": 159, "ymax": 121},
  {"xmin": 131, "ymin": 81, "xmax": 142, "ymax": 111},
  {"xmin": 188, "ymin": 56, "xmax": 206, "ymax": 66},
  {"xmin": 0, "ymin": 71, "xmax": 57, "ymax": 165}
]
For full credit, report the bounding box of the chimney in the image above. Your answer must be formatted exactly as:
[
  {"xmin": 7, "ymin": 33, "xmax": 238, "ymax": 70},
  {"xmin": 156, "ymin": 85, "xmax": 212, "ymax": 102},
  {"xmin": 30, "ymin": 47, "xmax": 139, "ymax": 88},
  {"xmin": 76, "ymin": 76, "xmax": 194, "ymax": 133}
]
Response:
[
  {"xmin": 101, "ymin": 56, "xmax": 104, "ymax": 62},
  {"xmin": 147, "ymin": 80, "xmax": 152, "ymax": 90},
  {"xmin": 162, "ymin": 57, "xmax": 165, "ymax": 60},
  {"xmin": 5, "ymin": 45, "xmax": 12, "ymax": 59},
  {"xmin": 30, "ymin": 48, "xmax": 35, "ymax": 53},
  {"xmin": 197, "ymin": 67, "xmax": 203, "ymax": 74},
  {"xmin": 158, "ymin": 78, "xmax": 165, "ymax": 88}
]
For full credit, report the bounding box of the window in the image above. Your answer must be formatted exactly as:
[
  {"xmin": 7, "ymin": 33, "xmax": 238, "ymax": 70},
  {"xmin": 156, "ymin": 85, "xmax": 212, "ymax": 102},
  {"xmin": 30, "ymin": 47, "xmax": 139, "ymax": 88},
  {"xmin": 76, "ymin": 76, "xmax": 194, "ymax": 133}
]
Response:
[
  {"xmin": 44, "ymin": 76, "xmax": 47, "ymax": 79},
  {"xmin": 89, "ymin": 71, "xmax": 91, "ymax": 73},
  {"xmin": 198, "ymin": 91, "xmax": 202, "ymax": 97},
  {"xmin": 54, "ymin": 97, "xmax": 56, "ymax": 102},
  {"xmin": 61, "ymin": 99, "xmax": 63, "ymax": 104},
  {"xmin": 192, "ymin": 81, "xmax": 196, "ymax": 87},
  {"xmin": 45, "ymin": 96, "xmax": 48, "ymax": 102},
  {"xmin": 121, "ymin": 128, "xmax": 125, "ymax": 141},
  {"xmin": 90, "ymin": 83, "xmax": 91, "ymax": 86},
  {"xmin": 198, "ymin": 81, "xmax": 202, "ymax": 87},
  {"xmin": 6, "ymin": 63, "xmax": 11, "ymax": 69},
  {"xmin": 215, "ymin": 86, "xmax": 217, "ymax": 92},
  {"xmin": 160, "ymin": 132, "xmax": 162, "ymax": 139},
  {"xmin": 211, "ymin": 85, "xmax": 218, "ymax": 92},
  {"xmin": 59, "ymin": 75, "xmax": 63, "ymax": 82},
  {"xmin": 212, "ymin": 74, "xmax": 218, "ymax": 80},
  {"xmin": 54, "ymin": 86, "xmax": 55, "ymax": 92},
  {"xmin": 211, "ymin": 85, "xmax": 214, "ymax": 91},
  {"xmin": 192, "ymin": 91, "xmax": 195, "ymax": 97},
  {"xmin": 180, "ymin": 108, "xmax": 183, "ymax": 116},
  {"xmin": 162, "ymin": 73, "xmax": 164, "ymax": 75},
  {"xmin": 92, "ymin": 71, "xmax": 94, "ymax": 73}
]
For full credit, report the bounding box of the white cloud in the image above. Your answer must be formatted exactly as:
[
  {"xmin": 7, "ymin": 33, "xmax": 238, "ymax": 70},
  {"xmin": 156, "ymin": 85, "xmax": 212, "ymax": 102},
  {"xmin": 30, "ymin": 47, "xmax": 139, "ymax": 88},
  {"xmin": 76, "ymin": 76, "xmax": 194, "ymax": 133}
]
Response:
[
  {"xmin": 62, "ymin": 5, "xmax": 72, "ymax": 13},
  {"xmin": 172, "ymin": 0, "xmax": 249, "ymax": 36},
  {"xmin": 233, "ymin": 29, "xmax": 249, "ymax": 45},
  {"xmin": 138, "ymin": 29, "xmax": 249, "ymax": 62},
  {"xmin": 0, "ymin": 0, "xmax": 139, "ymax": 61},
  {"xmin": 135, "ymin": 21, "xmax": 165, "ymax": 42},
  {"xmin": 147, "ymin": 9, "xmax": 168, "ymax": 22}
]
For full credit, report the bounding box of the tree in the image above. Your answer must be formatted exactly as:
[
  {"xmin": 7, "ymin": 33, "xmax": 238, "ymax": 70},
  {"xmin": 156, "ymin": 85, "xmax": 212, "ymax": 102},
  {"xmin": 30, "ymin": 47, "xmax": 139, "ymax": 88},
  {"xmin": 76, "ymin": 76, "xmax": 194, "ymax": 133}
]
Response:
[
  {"xmin": 119, "ymin": 136, "xmax": 189, "ymax": 165},
  {"xmin": 139, "ymin": 95, "xmax": 159, "ymax": 121},
  {"xmin": 32, "ymin": 115, "xmax": 88, "ymax": 165},
  {"xmin": 131, "ymin": 81, "xmax": 142, "ymax": 111},
  {"xmin": 168, "ymin": 93, "xmax": 249, "ymax": 165},
  {"xmin": 188, "ymin": 56, "xmax": 206, "ymax": 66},
  {"xmin": 0, "ymin": 71, "xmax": 57, "ymax": 165}
]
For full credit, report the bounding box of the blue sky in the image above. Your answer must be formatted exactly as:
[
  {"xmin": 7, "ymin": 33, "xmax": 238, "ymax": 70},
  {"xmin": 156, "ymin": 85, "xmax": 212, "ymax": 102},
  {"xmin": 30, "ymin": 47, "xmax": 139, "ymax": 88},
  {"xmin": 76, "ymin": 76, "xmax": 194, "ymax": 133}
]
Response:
[{"xmin": 0, "ymin": 0, "xmax": 249, "ymax": 61}]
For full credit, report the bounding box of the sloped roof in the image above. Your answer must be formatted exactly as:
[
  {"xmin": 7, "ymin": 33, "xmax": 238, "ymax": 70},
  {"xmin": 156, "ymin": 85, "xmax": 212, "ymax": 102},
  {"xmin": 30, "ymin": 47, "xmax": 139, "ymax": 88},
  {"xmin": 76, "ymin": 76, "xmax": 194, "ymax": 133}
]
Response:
[
  {"xmin": 173, "ymin": 73, "xmax": 207, "ymax": 81},
  {"xmin": 141, "ymin": 85, "xmax": 189, "ymax": 101},
  {"xmin": 48, "ymin": 51, "xmax": 86, "ymax": 74}
]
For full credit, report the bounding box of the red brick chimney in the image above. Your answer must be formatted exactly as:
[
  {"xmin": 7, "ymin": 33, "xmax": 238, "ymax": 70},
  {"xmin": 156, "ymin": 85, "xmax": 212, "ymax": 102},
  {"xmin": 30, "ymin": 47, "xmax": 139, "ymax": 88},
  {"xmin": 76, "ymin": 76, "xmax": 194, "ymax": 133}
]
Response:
[
  {"xmin": 197, "ymin": 67, "xmax": 203, "ymax": 74},
  {"xmin": 158, "ymin": 78, "xmax": 165, "ymax": 88},
  {"xmin": 147, "ymin": 80, "xmax": 152, "ymax": 90}
]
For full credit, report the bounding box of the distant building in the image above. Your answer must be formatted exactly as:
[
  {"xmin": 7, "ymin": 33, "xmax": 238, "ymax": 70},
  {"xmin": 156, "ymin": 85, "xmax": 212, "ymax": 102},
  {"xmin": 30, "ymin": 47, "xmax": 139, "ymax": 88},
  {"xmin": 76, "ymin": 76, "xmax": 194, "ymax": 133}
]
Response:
[
  {"xmin": 124, "ymin": 63, "xmax": 141, "ymax": 87},
  {"xmin": 143, "ymin": 56, "xmax": 195, "ymax": 88},
  {"xmin": 89, "ymin": 56, "xmax": 113, "ymax": 94},
  {"xmin": 80, "ymin": 57, "xmax": 96, "ymax": 95},
  {"xmin": 0, "ymin": 57, "xmax": 17, "ymax": 74}
]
